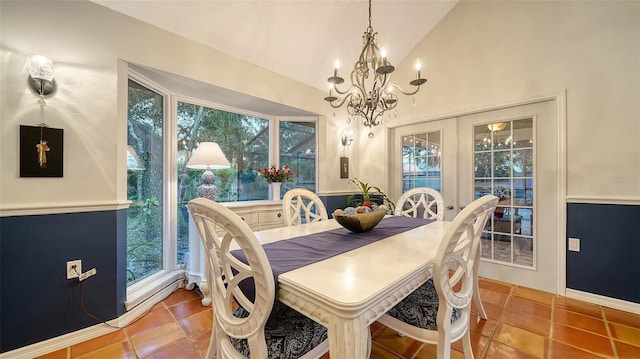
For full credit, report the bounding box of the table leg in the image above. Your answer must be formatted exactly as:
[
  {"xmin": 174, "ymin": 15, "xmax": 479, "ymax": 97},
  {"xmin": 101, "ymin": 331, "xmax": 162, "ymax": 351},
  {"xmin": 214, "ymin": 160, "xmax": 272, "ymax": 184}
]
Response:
[{"xmin": 328, "ymin": 317, "xmax": 370, "ymax": 359}]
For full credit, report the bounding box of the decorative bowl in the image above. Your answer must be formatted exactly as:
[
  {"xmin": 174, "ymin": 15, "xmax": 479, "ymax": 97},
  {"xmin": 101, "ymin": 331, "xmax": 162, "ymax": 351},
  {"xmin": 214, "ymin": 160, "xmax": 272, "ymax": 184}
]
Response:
[{"xmin": 332, "ymin": 205, "xmax": 387, "ymax": 233}]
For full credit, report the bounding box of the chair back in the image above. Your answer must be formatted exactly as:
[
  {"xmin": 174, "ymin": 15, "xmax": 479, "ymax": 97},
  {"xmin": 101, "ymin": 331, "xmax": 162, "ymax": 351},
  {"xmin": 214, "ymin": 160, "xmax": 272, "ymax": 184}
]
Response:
[
  {"xmin": 433, "ymin": 195, "xmax": 498, "ymax": 333},
  {"xmin": 394, "ymin": 187, "xmax": 444, "ymax": 221},
  {"xmin": 188, "ymin": 198, "xmax": 274, "ymax": 358},
  {"xmin": 282, "ymin": 188, "xmax": 329, "ymax": 226}
]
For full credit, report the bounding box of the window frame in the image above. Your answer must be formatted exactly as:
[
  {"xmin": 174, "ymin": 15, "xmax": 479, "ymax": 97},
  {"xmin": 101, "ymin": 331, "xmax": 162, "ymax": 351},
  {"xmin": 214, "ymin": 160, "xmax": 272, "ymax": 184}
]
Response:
[
  {"xmin": 125, "ymin": 71, "xmax": 318, "ymax": 307},
  {"xmin": 126, "ymin": 69, "xmax": 178, "ymax": 308}
]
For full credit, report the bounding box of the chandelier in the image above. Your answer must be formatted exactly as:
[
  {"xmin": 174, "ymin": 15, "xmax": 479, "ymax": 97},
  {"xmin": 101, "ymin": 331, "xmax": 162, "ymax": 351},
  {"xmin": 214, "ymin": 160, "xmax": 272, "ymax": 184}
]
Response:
[{"xmin": 324, "ymin": 0, "xmax": 427, "ymax": 138}]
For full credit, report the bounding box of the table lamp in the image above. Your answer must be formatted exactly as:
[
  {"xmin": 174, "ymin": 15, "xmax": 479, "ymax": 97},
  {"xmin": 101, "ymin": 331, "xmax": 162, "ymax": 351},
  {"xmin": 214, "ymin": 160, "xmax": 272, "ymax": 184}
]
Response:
[{"xmin": 186, "ymin": 142, "xmax": 230, "ymax": 201}]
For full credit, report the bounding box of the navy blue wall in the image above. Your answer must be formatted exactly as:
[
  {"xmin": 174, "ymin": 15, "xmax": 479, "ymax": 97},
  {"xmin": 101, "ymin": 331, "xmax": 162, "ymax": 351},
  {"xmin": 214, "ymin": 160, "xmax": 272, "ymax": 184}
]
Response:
[
  {"xmin": 566, "ymin": 203, "xmax": 640, "ymax": 304},
  {"xmin": 0, "ymin": 210, "xmax": 127, "ymax": 353},
  {"xmin": 320, "ymin": 194, "xmax": 351, "ymax": 216}
]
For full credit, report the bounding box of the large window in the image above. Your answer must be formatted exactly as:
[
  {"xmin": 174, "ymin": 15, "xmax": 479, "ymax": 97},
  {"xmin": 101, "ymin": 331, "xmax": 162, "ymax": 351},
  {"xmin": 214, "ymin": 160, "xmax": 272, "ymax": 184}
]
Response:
[
  {"xmin": 128, "ymin": 73, "xmax": 318, "ymax": 284},
  {"xmin": 279, "ymin": 120, "xmax": 317, "ymax": 196},
  {"xmin": 127, "ymin": 79, "xmax": 165, "ymax": 284}
]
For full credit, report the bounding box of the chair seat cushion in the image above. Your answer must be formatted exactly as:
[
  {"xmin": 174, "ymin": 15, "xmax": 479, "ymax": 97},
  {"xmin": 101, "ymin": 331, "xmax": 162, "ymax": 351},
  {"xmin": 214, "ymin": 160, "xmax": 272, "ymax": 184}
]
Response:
[
  {"xmin": 231, "ymin": 301, "xmax": 328, "ymax": 358},
  {"xmin": 386, "ymin": 279, "xmax": 461, "ymax": 330}
]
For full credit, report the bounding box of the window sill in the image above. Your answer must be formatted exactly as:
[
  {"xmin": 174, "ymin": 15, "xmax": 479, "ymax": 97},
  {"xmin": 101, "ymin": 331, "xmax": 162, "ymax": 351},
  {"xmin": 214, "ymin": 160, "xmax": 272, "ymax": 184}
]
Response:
[{"xmin": 125, "ymin": 269, "xmax": 186, "ymax": 311}]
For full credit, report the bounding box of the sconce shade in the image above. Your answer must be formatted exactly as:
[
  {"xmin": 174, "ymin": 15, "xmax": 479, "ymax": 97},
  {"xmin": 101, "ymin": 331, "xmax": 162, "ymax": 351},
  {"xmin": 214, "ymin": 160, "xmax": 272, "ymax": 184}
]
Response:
[
  {"xmin": 27, "ymin": 55, "xmax": 57, "ymax": 98},
  {"xmin": 186, "ymin": 142, "xmax": 230, "ymax": 169},
  {"xmin": 28, "ymin": 55, "xmax": 55, "ymax": 82}
]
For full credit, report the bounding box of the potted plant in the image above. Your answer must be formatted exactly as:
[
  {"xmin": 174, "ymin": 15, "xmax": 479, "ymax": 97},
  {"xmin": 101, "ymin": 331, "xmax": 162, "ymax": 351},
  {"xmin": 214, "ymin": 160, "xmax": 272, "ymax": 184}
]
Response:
[{"xmin": 345, "ymin": 178, "xmax": 395, "ymax": 213}]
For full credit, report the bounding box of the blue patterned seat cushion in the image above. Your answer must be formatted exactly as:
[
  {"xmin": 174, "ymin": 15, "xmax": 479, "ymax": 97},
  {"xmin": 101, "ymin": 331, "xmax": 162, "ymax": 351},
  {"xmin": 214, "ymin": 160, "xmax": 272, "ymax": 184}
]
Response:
[
  {"xmin": 386, "ymin": 279, "xmax": 461, "ymax": 330},
  {"xmin": 231, "ymin": 301, "xmax": 328, "ymax": 358}
]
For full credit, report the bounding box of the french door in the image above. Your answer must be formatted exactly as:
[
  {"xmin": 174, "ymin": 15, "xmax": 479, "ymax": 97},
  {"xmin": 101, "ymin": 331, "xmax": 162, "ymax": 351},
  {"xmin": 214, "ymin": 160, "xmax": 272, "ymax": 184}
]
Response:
[
  {"xmin": 390, "ymin": 99, "xmax": 560, "ymax": 293},
  {"xmin": 389, "ymin": 118, "xmax": 458, "ymax": 221}
]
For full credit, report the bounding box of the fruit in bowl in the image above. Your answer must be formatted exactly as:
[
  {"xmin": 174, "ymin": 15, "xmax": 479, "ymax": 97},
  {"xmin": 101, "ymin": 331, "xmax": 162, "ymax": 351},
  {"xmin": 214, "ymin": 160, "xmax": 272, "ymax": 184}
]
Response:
[{"xmin": 332, "ymin": 205, "xmax": 388, "ymax": 233}]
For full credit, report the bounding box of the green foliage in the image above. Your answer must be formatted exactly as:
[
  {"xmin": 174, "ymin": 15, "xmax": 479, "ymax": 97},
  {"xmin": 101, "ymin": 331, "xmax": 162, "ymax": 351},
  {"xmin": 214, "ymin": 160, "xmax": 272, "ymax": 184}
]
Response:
[
  {"xmin": 127, "ymin": 88, "xmax": 317, "ymax": 281},
  {"xmin": 345, "ymin": 178, "xmax": 395, "ymax": 213}
]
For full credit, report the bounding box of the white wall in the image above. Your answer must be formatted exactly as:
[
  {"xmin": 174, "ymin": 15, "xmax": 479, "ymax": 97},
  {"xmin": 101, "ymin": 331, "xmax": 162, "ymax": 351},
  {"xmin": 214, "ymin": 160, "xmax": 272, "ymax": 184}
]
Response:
[
  {"xmin": 3, "ymin": 1, "xmax": 637, "ymax": 209},
  {"xmin": 0, "ymin": 0, "xmax": 350, "ymax": 210},
  {"xmin": 360, "ymin": 0, "xmax": 640, "ymax": 200}
]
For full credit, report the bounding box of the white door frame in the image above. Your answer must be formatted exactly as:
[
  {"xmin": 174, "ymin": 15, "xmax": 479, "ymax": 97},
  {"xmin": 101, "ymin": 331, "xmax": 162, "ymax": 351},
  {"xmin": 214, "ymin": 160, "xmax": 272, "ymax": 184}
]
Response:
[{"xmin": 388, "ymin": 91, "xmax": 567, "ymax": 295}]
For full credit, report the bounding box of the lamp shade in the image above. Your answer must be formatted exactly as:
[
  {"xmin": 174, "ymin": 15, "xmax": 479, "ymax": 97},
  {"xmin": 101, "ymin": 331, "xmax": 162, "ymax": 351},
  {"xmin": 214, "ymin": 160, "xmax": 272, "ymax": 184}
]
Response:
[
  {"xmin": 127, "ymin": 145, "xmax": 146, "ymax": 171},
  {"xmin": 186, "ymin": 142, "xmax": 230, "ymax": 169}
]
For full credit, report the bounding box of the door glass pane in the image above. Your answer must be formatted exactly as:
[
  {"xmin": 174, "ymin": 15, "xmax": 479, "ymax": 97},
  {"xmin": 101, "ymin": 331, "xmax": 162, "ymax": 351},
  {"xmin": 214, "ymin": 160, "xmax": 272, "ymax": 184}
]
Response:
[
  {"xmin": 401, "ymin": 131, "xmax": 441, "ymax": 192},
  {"xmin": 513, "ymin": 149, "xmax": 533, "ymax": 177},
  {"xmin": 475, "ymin": 152, "xmax": 491, "ymax": 178},
  {"xmin": 493, "ymin": 151, "xmax": 511, "ymax": 177},
  {"xmin": 279, "ymin": 120, "xmax": 317, "ymax": 196},
  {"xmin": 513, "ymin": 118, "xmax": 533, "ymax": 149},
  {"xmin": 476, "ymin": 119, "xmax": 534, "ymax": 268},
  {"xmin": 127, "ymin": 79, "xmax": 164, "ymax": 285}
]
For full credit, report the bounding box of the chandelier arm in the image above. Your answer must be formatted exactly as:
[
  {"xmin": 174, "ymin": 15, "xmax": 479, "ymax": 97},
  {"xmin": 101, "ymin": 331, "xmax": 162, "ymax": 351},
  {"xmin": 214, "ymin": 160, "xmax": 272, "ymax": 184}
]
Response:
[
  {"xmin": 332, "ymin": 83, "xmax": 355, "ymax": 96},
  {"xmin": 387, "ymin": 84, "xmax": 422, "ymax": 96},
  {"xmin": 327, "ymin": 94, "xmax": 354, "ymax": 109}
]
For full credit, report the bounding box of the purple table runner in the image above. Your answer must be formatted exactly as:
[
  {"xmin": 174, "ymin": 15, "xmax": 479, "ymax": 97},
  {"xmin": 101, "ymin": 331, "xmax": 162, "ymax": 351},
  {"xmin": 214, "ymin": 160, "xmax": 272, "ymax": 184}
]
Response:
[{"xmin": 231, "ymin": 216, "xmax": 433, "ymax": 322}]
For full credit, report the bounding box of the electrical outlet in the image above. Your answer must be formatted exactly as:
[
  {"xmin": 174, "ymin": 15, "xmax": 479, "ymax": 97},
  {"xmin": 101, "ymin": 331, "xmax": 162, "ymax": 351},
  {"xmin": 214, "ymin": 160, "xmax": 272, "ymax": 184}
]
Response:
[
  {"xmin": 568, "ymin": 237, "xmax": 580, "ymax": 252},
  {"xmin": 67, "ymin": 260, "xmax": 82, "ymax": 279}
]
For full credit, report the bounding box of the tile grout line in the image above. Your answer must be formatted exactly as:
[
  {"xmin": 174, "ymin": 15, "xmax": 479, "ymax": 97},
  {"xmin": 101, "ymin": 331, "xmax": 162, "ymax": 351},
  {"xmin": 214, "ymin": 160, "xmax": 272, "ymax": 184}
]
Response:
[
  {"xmin": 601, "ymin": 306, "xmax": 619, "ymax": 359},
  {"xmin": 547, "ymin": 295, "xmax": 555, "ymax": 359},
  {"xmin": 132, "ymin": 295, "xmax": 191, "ymax": 359},
  {"xmin": 478, "ymin": 283, "xmax": 514, "ymax": 359},
  {"xmin": 127, "ymin": 301, "xmax": 166, "ymax": 358}
]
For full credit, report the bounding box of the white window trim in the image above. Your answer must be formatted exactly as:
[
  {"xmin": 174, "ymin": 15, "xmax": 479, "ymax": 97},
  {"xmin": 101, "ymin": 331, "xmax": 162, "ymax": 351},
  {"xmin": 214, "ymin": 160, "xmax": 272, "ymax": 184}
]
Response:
[
  {"xmin": 126, "ymin": 71, "xmax": 320, "ymax": 309},
  {"xmin": 126, "ymin": 69, "xmax": 182, "ymax": 307}
]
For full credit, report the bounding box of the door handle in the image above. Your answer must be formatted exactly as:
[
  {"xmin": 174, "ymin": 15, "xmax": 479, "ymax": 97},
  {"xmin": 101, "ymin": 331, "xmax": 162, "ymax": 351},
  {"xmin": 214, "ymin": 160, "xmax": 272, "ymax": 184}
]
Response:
[
  {"xmin": 459, "ymin": 205, "xmax": 466, "ymax": 210},
  {"xmin": 446, "ymin": 205, "xmax": 454, "ymax": 210}
]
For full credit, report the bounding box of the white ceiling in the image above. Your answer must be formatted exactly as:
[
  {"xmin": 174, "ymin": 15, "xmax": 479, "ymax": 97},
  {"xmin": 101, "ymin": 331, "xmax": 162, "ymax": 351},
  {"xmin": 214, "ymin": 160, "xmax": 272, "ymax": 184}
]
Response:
[{"xmin": 91, "ymin": 0, "xmax": 458, "ymax": 92}]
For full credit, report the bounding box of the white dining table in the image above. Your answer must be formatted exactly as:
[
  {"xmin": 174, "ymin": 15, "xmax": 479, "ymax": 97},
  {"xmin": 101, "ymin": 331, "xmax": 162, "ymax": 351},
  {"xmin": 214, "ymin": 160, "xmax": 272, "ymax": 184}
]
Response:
[{"xmin": 253, "ymin": 217, "xmax": 451, "ymax": 359}]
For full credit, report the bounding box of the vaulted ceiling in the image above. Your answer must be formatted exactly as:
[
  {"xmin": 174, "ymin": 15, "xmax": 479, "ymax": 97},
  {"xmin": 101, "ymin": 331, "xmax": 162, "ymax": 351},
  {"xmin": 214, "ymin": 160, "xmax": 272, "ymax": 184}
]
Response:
[{"xmin": 91, "ymin": 0, "xmax": 458, "ymax": 92}]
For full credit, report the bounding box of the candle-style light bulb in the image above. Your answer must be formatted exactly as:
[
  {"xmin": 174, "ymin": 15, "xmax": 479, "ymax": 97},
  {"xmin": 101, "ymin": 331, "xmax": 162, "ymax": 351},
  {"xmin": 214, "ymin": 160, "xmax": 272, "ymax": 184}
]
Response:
[
  {"xmin": 334, "ymin": 59, "xmax": 340, "ymax": 77},
  {"xmin": 415, "ymin": 59, "xmax": 422, "ymax": 79}
]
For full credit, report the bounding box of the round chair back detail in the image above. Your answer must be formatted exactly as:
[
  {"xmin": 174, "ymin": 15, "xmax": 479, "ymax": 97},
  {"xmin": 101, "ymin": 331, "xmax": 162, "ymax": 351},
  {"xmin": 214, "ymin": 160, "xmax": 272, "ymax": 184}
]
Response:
[
  {"xmin": 282, "ymin": 188, "xmax": 329, "ymax": 226},
  {"xmin": 394, "ymin": 187, "xmax": 444, "ymax": 221}
]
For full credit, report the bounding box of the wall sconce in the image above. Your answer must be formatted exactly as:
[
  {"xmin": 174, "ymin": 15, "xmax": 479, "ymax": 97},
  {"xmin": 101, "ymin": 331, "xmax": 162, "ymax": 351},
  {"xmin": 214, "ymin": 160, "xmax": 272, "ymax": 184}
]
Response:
[
  {"xmin": 340, "ymin": 131, "xmax": 354, "ymax": 179},
  {"xmin": 341, "ymin": 130, "xmax": 355, "ymax": 147},
  {"xmin": 27, "ymin": 55, "xmax": 57, "ymax": 101}
]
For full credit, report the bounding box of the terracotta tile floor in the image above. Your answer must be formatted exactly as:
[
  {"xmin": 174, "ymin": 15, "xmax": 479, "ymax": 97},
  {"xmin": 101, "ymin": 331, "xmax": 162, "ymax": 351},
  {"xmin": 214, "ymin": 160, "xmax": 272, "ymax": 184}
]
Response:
[{"xmin": 37, "ymin": 278, "xmax": 640, "ymax": 358}]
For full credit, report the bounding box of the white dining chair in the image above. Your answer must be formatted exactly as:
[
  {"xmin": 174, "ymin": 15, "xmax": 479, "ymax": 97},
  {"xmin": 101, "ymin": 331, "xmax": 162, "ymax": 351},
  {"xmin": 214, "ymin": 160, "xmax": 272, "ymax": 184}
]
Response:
[
  {"xmin": 187, "ymin": 198, "xmax": 329, "ymax": 359},
  {"xmin": 282, "ymin": 188, "xmax": 329, "ymax": 226},
  {"xmin": 394, "ymin": 187, "xmax": 444, "ymax": 221},
  {"xmin": 378, "ymin": 195, "xmax": 499, "ymax": 359},
  {"xmin": 395, "ymin": 187, "xmax": 489, "ymax": 320}
]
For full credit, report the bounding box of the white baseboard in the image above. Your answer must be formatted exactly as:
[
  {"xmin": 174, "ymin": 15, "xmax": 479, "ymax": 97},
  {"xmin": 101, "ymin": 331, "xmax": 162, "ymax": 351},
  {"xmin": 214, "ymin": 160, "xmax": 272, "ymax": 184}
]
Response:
[
  {"xmin": 566, "ymin": 288, "xmax": 640, "ymax": 315},
  {"xmin": 0, "ymin": 279, "xmax": 184, "ymax": 359}
]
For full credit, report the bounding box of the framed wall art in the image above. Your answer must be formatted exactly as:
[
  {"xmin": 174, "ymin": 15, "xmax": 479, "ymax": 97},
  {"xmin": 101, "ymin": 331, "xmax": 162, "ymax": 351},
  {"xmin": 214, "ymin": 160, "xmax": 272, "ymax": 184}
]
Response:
[
  {"xmin": 340, "ymin": 156, "xmax": 349, "ymax": 179},
  {"xmin": 20, "ymin": 124, "xmax": 64, "ymax": 177}
]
